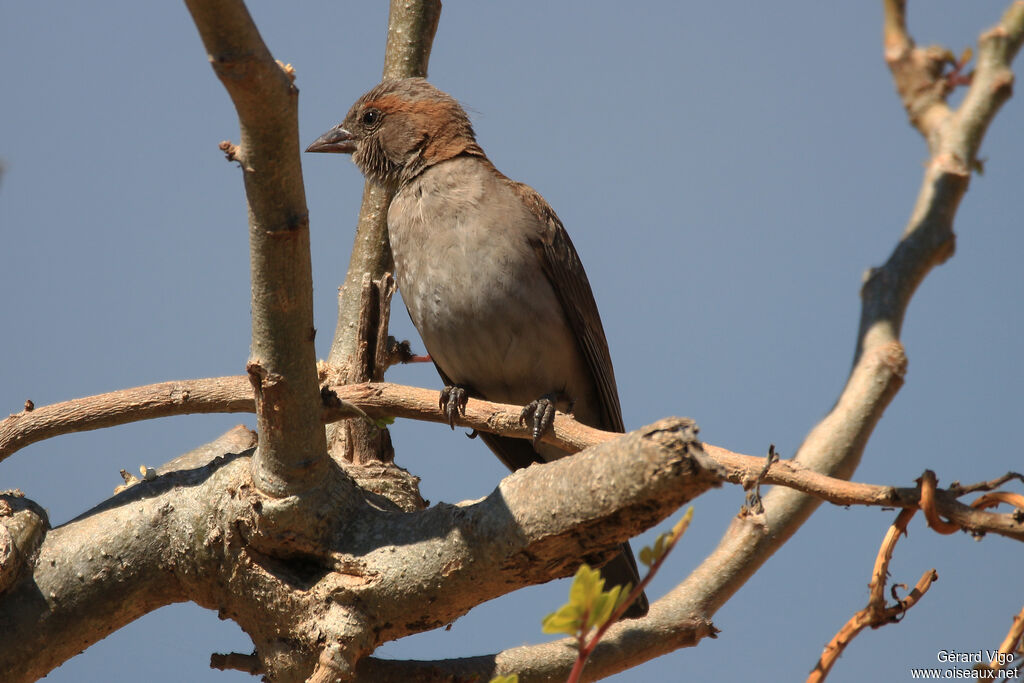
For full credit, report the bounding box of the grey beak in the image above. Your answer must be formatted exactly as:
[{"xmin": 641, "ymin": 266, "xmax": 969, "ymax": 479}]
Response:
[{"xmin": 306, "ymin": 125, "xmax": 356, "ymax": 154}]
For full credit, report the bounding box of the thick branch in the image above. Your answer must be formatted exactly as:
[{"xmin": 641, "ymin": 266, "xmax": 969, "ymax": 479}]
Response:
[
  {"xmin": 0, "ymin": 492, "xmax": 49, "ymax": 594},
  {"xmin": 0, "ymin": 419, "xmax": 721, "ymax": 682},
  {"xmin": 326, "ymin": 275, "xmax": 403, "ymax": 467},
  {"xmin": 349, "ymin": 419, "xmax": 722, "ymax": 682},
  {"xmin": 357, "ymin": 606, "xmax": 717, "ymax": 683},
  {"xmin": 862, "ymin": 3, "xmax": 1024, "ymax": 361},
  {"xmin": 352, "ymin": 419, "xmax": 722, "ymax": 640},
  {"xmin": 0, "ymin": 427, "xmax": 330, "ymax": 683},
  {"xmin": 185, "ymin": 0, "xmax": 327, "ymax": 494}
]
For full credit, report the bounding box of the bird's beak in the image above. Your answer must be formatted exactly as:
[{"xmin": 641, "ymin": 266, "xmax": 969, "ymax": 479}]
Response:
[{"xmin": 305, "ymin": 125, "xmax": 356, "ymax": 154}]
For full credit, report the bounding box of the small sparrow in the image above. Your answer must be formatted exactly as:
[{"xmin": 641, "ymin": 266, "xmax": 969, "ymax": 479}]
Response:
[{"xmin": 308, "ymin": 78, "xmax": 648, "ymax": 617}]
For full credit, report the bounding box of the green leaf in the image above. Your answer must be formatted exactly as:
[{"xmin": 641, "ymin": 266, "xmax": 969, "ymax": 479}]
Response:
[
  {"xmin": 670, "ymin": 507, "xmax": 695, "ymax": 542},
  {"xmin": 568, "ymin": 564, "xmax": 604, "ymax": 609},
  {"xmin": 641, "ymin": 532, "xmax": 668, "ymax": 567},
  {"xmin": 490, "ymin": 675, "xmax": 519, "ymax": 683},
  {"xmin": 544, "ymin": 563, "xmax": 649, "ymax": 636},
  {"xmin": 542, "ymin": 603, "xmax": 584, "ymax": 635},
  {"xmin": 374, "ymin": 416, "xmax": 395, "ymax": 429},
  {"xmin": 588, "ymin": 584, "xmax": 621, "ymax": 629}
]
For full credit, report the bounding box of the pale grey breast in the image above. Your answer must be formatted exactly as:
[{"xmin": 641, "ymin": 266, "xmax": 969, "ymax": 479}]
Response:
[{"xmin": 388, "ymin": 155, "xmax": 596, "ymax": 419}]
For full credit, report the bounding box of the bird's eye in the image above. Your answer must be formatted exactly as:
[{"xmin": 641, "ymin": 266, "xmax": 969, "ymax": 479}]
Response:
[{"xmin": 361, "ymin": 109, "xmax": 381, "ymax": 126}]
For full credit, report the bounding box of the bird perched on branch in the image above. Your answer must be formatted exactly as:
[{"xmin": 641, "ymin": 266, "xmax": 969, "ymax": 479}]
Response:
[{"xmin": 307, "ymin": 78, "xmax": 648, "ymax": 618}]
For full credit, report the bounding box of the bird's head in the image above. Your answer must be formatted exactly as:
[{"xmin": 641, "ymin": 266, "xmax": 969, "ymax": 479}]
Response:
[{"xmin": 306, "ymin": 78, "xmax": 481, "ymax": 188}]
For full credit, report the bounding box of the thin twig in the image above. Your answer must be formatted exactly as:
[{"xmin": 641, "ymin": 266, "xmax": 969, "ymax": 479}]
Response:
[
  {"xmin": 808, "ymin": 509, "xmax": 937, "ymax": 682},
  {"xmin": 4, "ymin": 379, "xmax": 1023, "ymax": 540},
  {"xmin": 986, "ymin": 604, "xmax": 1024, "ymax": 670}
]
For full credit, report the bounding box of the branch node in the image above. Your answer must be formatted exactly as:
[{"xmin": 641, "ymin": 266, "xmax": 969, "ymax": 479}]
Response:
[
  {"xmin": 309, "ymin": 642, "xmax": 354, "ymax": 683},
  {"xmin": 0, "ymin": 491, "xmax": 49, "ymax": 594},
  {"xmin": 275, "ymin": 59, "xmax": 296, "ymax": 83},
  {"xmin": 217, "ymin": 139, "xmax": 242, "ymax": 166},
  {"xmin": 246, "ymin": 360, "xmax": 270, "ymax": 398}
]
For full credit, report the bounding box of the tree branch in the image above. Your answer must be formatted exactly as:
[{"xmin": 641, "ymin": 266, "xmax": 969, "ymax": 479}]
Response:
[
  {"xmin": 4, "ymin": 378, "xmax": 1023, "ymax": 540},
  {"xmin": 324, "ymin": 0, "xmax": 442, "ymax": 466},
  {"xmin": 326, "ymin": 0, "xmax": 441, "ymax": 367},
  {"xmin": 0, "ymin": 376, "xmax": 252, "ymax": 462},
  {"xmin": 668, "ymin": 2, "xmax": 1024, "ymax": 624},
  {"xmin": 808, "ymin": 509, "xmax": 937, "ymax": 682},
  {"xmin": 882, "ymin": 0, "xmax": 954, "ymax": 141},
  {"xmin": 185, "ymin": 0, "xmax": 327, "ymax": 495},
  {"xmin": 356, "ymin": 607, "xmax": 717, "ymax": 683},
  {"xmin": 0, "ymin": 418, "xmax": 720, "ymax": 682},
  {"xmin": 987, "ymin": 604, "xmax": 1024, "ymax": 671}
]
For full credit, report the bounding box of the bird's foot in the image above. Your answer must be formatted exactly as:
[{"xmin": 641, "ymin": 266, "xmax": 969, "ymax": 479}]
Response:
[
  {"xmin": 439, "ymin": 385, "xmax": 469, "ymax": 429},
  {"xmin": 520, "ymin": 393, "xmax": 560, "ymax": 446}
]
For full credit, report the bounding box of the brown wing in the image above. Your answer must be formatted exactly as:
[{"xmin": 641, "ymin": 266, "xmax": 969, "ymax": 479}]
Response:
[
  {"xmin": 508, "ymin": 180, "xmax": 625, "ymax": 434},
  {"xmin": 443, "ymin": 179, "xmax": 646, "ymax": 616}
]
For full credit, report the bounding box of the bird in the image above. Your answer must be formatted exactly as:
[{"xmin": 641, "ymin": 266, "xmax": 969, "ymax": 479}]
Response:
[{"xmin": 307, "ymin": 78, "xmax": 648, "ymax": 618}]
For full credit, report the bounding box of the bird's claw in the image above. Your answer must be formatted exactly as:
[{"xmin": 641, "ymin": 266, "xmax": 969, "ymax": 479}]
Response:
[
  {"xmin": 520, "ymin": 395, "xmax": 557, "ymax": 446},
  {"xmin": 439, "ymin": 385, "xmax": 469, "ymax": 429}
]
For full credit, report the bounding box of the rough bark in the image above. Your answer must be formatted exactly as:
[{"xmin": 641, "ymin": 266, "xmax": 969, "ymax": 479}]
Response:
[
  {"xmin": 185, "ymin": 0, "xmax": 328, "ymax": 496},
  {"xmin": 0, "ymin": 419, "xmax": 720, "ymax": 682}
]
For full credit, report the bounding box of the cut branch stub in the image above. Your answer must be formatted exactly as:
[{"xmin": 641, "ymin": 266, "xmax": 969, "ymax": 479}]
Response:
[{"xmin": 0, "ymin": 492, "xmax": 48, "ymax": 595}]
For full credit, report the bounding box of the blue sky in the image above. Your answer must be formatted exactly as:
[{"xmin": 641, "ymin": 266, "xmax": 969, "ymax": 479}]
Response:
[{"xmin": 2, "ymin": 2, "xmax": 1022, "ymax": 681}]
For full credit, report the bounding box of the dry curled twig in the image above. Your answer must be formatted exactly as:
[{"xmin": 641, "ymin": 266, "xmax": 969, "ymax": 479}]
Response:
[
  {"xmin": 808, "ymin": 509, "xmax": 938, "ymax": 682},
  {"xmin": 919, "ymin": 470, "xmax": 961, "ymax": 534}
]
